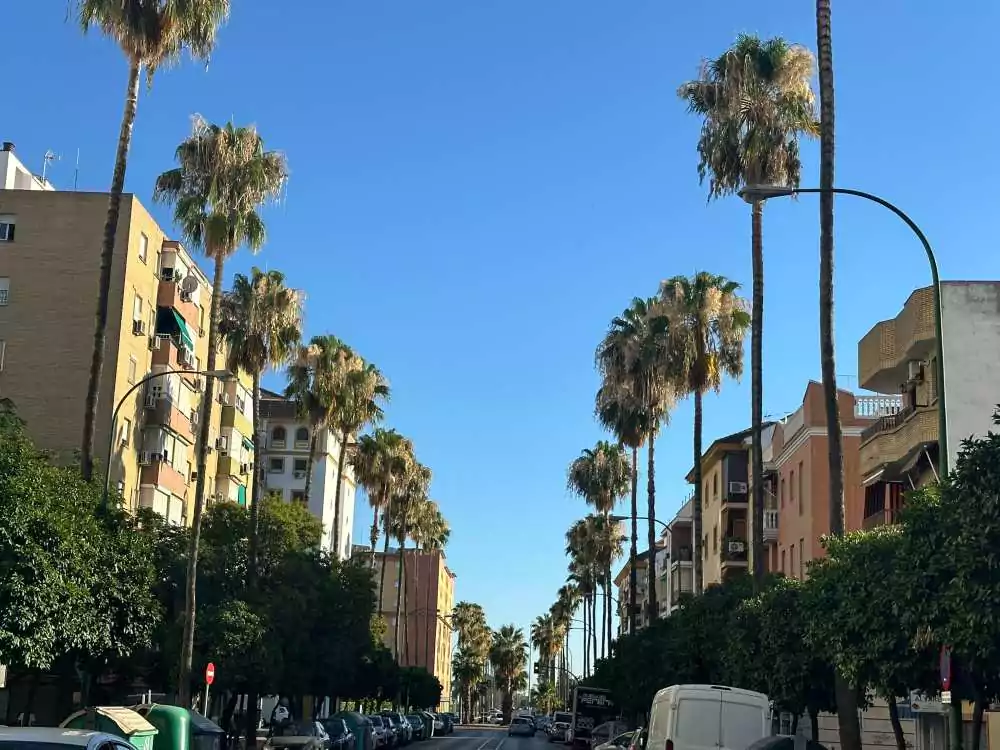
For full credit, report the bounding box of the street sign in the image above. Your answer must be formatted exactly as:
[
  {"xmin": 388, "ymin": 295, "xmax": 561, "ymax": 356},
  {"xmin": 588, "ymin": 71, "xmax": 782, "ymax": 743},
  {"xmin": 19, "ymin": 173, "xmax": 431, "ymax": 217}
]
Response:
[
  {"xmin": 940, "ymin": 646, "xmax": 952, "ymax": 691},
  {"xmin": 941, "ymin": 691, "xmax": 952, "ymax": 705},
  {"xmin": 205, "ymin": 662, "xmax": 216, "ymax": 686}
]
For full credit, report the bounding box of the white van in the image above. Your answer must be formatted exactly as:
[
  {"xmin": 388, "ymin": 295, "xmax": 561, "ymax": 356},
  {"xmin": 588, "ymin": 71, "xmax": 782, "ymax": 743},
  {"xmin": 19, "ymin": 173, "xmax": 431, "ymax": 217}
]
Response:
[{"xmin": 647, "ymin": 685, "xmax": 770, "ymax": 750}]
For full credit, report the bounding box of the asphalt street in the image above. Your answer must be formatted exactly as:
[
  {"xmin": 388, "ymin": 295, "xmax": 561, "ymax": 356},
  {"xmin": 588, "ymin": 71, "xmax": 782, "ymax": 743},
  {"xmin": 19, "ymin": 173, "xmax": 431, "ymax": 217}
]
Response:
[{"xmin": 416, "ymin": 726, "xmax": 554, "ymax": 750}]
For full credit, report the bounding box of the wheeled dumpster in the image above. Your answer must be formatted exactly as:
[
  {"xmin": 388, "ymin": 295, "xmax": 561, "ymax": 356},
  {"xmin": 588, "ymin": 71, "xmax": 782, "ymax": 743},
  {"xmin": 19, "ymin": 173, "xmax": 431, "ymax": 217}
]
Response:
[{"xmin": 61, "ymin": 706, "xmax": 159, "ymax": 750}]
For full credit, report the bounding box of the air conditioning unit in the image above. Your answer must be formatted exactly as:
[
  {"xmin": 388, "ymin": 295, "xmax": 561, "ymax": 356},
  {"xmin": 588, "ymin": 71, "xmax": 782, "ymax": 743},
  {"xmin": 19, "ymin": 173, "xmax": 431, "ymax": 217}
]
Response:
[
  {"xmin": 148, "ymin": 336, "xmax": 160, "ymax": 351},
  {"xmin": 148, "ymin": 451, "xmax": 164, "ymax": 463},
  {"xmin": 215, "ymin": 436, "xmax": 228, "ymax": 452},
  {"xmin": 138, "ymin": 451, "xmax": 152, "ymax": 465},
  {"xmin": 221, "ymin": 393, "xmax": 232, "ymax": 406},
  {"xmin": 193, "ymin": 379, "xmax": 203, "ymax": 392},
  {"xmin": 190, "ymin": 410, "xmax": 199, "ymax": 425},
  {"xmin": 144, "ymin": 393, "xmax": 157, "ymax": 408},
  {"xmin": 132, "ymin": 319, "xmax": 147, "ymax": 336},
  {"xmin": 239, "ymin": 463, "xmax": 250, "ymax": 475},
  {"xmin": 190, "ymin": 470, "xmax": 199, "ymax": 481},
  {"xmin": 179, "ymin": 290, "xmax": 192, "ymax": 302},
  {"xmin": 728, "ymin": 540, "xmax": 746, "ymax": 553},
  {"xmin": 729, "ymin": 481, "xmax": 748, "ymax": 495},
  {"xmin": 907, "ymin": 360, "xmax": 925, "ymax": 383},
  {"xmin": 179, "ymin": 348, "xmax": 194, "ymax": 368},
  {"xmin": 294, "ymin": 470, "xmax": 305, "ymax": 479}
]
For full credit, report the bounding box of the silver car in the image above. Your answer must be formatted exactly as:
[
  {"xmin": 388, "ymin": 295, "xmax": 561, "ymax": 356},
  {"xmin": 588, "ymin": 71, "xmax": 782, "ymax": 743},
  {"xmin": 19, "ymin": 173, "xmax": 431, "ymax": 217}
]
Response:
[{"xmin": 509, "ymin": 718, "xmax": 535, "ymax": 738}]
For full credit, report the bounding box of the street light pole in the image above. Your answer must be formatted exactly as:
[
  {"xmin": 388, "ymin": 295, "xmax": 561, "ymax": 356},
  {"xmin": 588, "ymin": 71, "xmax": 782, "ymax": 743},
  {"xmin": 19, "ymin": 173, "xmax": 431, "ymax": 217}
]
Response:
[
  {"xmin": 102, "ymin": 368, "xmax": 231, "ymax": 511},
  {"xmin": 738, "ymin": 184, "xmax": 948, "ymax": 477}
]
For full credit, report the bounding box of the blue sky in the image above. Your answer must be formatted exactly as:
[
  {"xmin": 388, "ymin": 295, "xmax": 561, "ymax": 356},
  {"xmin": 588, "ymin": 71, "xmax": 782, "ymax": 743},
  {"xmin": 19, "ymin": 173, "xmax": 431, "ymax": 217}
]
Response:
[{"xmin": 5, "ymin": 0, "xmax": 1000, "ymax": 674}]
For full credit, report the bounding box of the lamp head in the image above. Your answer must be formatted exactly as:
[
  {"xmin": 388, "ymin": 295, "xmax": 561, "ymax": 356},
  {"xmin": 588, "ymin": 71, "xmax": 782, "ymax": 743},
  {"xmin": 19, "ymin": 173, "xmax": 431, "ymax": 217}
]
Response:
[{"xmin": 738, "ymin": 184, "xmax": 797, "ymax": 204}]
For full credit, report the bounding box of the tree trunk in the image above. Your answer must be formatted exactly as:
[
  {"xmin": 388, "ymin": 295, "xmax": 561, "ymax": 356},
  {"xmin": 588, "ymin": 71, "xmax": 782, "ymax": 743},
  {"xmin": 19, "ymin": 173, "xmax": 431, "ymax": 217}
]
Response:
[
  {"xmin": 834, "ymin": 678, "xmax": 862, "ymax": 750},
  {"xmin": 646, "ymin": 431, "xmax": 658, "ymax": 621},
  {"xmin": 395, "ymin": 543, "xmax": 405, "ymax": 662},
  {"xmin": 378, "ymin": 493, "xmax": 393, "ymax": 621},
  {"xmin": 693, "ymin": 391, "xmax": 704, "ymax": 595},
  {"xmin": 178, "ymin": 252, "xmax": 226, "ymax": 707},
  {"xmin": 887, "ymin": 697, "xmax": 906, "ymax": 750},
  {"xmin": 303, "ymin": 432, "xmax": 318, "ymax": 508},
  {"xmin": 332, "ymin": 429, "xmax": 350, "ymax": 559},
  {"xmin": 600, "ymin": 583, "xmax": 606, "ymax": 660},
  {"xmin": 249, "ymin": 373, "xmax": 263, "ymax": 589},
  {"xmin": 791, "ymin": 714, "xmax": 799, "ymax": 737},
  {"xmin": 245, "ymin": 690, "xmax": 259, "ymax": 750},
  {"xmin": 591, "ymin": 593, "xmax": 598, "ymax": 667},
  {"xmin": 606, "ymin": 566, "xmax": 613, "ymax": 655},
  {"xmin": 750, "ymin": 200, "xmax": 766, "ymax": 590},
  {"xmin": 628, "ymin": 446, "xmax": 639, "ymax": 633},
  {"xmin": 81, "ymin": 59, "xmax": 142, "ymax": 482},
  {"xmin": 808, "ymin": 707, "xmax": 819, "ymax": 742},
  {"xmin": 971, "ymin": 691, "xmax": 986, "ymax": 750},
  {"xmin": 370, "ymin": 507, "xmax": 379, "ymax": 567},
  {"xmin": 582, "ymin": 597, "xmax": 589, "ymax": 677}
]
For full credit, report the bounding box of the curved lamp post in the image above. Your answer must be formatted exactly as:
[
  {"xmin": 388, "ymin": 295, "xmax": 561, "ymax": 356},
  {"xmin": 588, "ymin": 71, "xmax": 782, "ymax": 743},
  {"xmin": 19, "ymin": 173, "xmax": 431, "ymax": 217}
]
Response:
[
  {"xmin": 738, "ymin": 184, "xmax": 948, "ymax": 477},
  {"xmin": 102, "ymin": 367, "xmax": 232, "ymax": 510}
]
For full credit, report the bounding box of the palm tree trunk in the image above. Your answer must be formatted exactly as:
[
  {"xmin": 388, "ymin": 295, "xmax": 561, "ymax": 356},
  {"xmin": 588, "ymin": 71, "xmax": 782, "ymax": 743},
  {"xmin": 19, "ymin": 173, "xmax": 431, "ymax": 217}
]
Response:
[
  {"xmin": 599, "ymin": 585, "xmax": 606, "ymax": 660},
  {"xmin": 248, "ymin": 372, "xmax": 263, "ymax": 590},
  {"xmin": 81, "ymin": 59, "xmax": 141, "ymax": 482},
  {"xmin": 178, "ymin": 252, "xmax": 226, "ymax": 707},
  {"xmin": 378, "ymin": 494, "xmax": 393, "ymax": 617},
  {"xmin": 581, "ymin": 600, "xmax": 588, "ymax": 677},
  {"xmin": 369, "ymin": 507, "xmax": 379, "ymax": 568},
  {"xmin": 750, "ymin": 201, "xmax": 766, "ymax": 590},
  {"xmin": 646, "ymin": 431, "xmax": 658, "ymax": 622},
  {"xmin": 693, "ymin": 391, "xmax": 704, "ymax": 595},
  {"xmin": 605, "ymin": 567, "xmax": 613, "ymax": 655},
  {"xmin": 590, "ymin": 594, "xmax": 598, "ymax": 669},
  {"xmin": 303, "ymin": 432, "xmax": 318, "ymax": 506},
  {"xmin": 395, "ymin": 544, "xmax": 405, "ymax": 662},
  {"xmin": 332, "ymin": 429, "xmax": 350, "ymax": 559},
  {"xmin": 628, "ymin": 446, "xmax": 638, "ymax": 633}
]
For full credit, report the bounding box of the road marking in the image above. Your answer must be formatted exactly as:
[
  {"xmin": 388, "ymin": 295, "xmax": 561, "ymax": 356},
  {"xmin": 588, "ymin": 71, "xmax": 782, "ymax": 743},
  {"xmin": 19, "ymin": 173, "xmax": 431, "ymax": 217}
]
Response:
[
  {"xmin": 475, "ymin": 739, "xmax": 492, "ymax": 750},
  {"xmin": 496, "ymin": 740, "xmax": 506, "ymax": 750}
]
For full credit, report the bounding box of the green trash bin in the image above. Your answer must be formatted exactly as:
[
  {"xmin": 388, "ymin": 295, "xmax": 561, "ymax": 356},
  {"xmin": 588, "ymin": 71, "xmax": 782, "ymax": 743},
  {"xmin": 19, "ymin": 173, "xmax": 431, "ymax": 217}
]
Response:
[
  {"xmin": 131, "ymin": 704, "xmax": 224, "ymax": 750},
  {"xmin": 329, "ymin": 711, "xmax": 372, "ymax": 750},
  {"xmin": 61, "ymin": 706, "xmax": 159, "ymax": 750}
]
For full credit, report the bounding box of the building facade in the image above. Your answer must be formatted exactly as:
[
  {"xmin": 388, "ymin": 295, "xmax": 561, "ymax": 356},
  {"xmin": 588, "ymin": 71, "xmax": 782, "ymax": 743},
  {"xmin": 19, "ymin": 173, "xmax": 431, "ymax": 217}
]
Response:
[
  {"xmin": 0, "ymin": 142, "xmax": 54, "ymax": 191},
  {"xmin": 659, "ymin": 499, "xmax": 694, "ymax": 615},
  {"xmin": 258, "ymin": 389, "xmax": 356, "ymax": 559},
  {"xmin": 0, "ymin": 185, "xmax": 246, "ymax": 525},
  {"xmin": 614, "ymin": 548, "xmax": 650, "ymax": 636},
  {"xmin": 364, "ymin": 547, "xmax": 455, "ymax": 710},
  {"xmin": 857, "ymin": 282, "xmax": 1000, "ymax": 527}
]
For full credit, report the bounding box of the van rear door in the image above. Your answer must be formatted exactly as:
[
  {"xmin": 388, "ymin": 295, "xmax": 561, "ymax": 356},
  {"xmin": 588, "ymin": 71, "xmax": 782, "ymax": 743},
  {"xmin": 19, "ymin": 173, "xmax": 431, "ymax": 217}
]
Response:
[
  {"xmin": 672, "ymin": 690, "xmax": 722, "ymax": 750},
  {"xmin": 718, "ymin": 694, "xmax": 768, "ymax": 750}
]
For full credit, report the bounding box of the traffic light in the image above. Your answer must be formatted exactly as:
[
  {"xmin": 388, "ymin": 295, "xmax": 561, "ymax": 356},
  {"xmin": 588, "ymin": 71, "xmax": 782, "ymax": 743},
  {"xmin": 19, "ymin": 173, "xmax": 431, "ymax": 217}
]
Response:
[{"xmin": 533, "ymin": 661, "xmax": 541, "ymax": 675}]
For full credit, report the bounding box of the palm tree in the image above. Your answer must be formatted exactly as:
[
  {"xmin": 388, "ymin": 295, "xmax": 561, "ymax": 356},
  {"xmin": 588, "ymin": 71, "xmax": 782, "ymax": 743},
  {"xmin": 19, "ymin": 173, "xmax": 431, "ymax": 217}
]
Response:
[
  {"xmin": 452, "ymin": 646, "xmax": 485, "ymax": 723},
  {"xmin": 596, "ymin": 298, "xmax": 677, "ymax": 623},
  {"xmin": 530, "ymin": 614, "xmax": 558, "ymax": 686},
  {"xmin": 329, "ymin": 361, "xmax": 389, "ymax": 559},
  {"xmin": 452, "ymin": 602, "xmax": 491, "ymax": 721},
  {"xmin": 217, "ymin": 266, "xmax": 300, "ymax": 745},
  {"xmin": 552, "ymin": 584, "xmax": 580, "ymax": 703},
  {"xmin": 566, "ymin": 521, "xmax": 599, "ymax": 673},
  {"xmin": 154, "ymin": 116, "xmax": 288, "ymax": 706},
  {"xmin": 74, "ymin": 0, "xmax": 230, "ymax": 481},
  {"xmin": 350, "ymin": 428, "xmax": 415, "ymax": 604},
  {"xmin": 655, "ymin": 273, "xmax": 749, "ymax": 592},
  {"xmin": 567, "ymin": 441, "xmax": 630, "ymax": 655},
  {"xmin": 595, "ymin": 386, "xmax": 649, "ymax": 635},
  {"xmin": 389, "ymin": 462, "xmax": 431, "ymax": 661},
  {"xmin": 678, "ymin": 35, "xmax": 818, "ymax": 594},
  {"xmin": 489, "ymin": 625, "xmax": 528, "ymax": 723},
  {"xmin": 286, "ymin": 335, "xmax": 358, "ymax": 506}
]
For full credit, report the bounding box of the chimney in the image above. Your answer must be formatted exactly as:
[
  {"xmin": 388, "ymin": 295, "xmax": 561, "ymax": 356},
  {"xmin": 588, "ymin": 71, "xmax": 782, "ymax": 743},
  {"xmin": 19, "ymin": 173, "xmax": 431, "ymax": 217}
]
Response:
[{"xmin": 1, "ymin": 142, "xmax": 13, "ymax": 153}]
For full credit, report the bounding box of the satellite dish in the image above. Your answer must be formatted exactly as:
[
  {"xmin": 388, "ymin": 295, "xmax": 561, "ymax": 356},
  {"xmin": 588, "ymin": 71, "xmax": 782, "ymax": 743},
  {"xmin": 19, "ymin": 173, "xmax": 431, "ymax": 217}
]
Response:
[{"xmin": 180, "ymin": 275, "xmax": 199, "ymax": 294}]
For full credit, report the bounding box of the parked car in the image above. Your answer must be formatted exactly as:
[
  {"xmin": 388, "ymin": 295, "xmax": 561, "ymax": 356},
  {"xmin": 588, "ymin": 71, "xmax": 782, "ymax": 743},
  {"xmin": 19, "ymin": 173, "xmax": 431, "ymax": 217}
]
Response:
[
  {"xmin": 590, "ymin": 723, "xmax": 632, "ymax": 750},
  {"xmin": 593, "ymin": 731, "xmax": 635, "ymax": 750},
  {"xmin": 0, "ymin": 728, "xmax": 140, "ymax": 750},
  {"xmin": 549, "ymin": 722, "xmax": 570, "ymax": 743},
  {"xmin": 381, "ymin": 713, "xmax": 411, "ymax": 745},
  {"xmin": 321, "ymin": 718, "xmax": 355, "ymax": 750},
  {"xmin": 368, "ymin": 716, "xmax": 392, "ymax": 749},
  {"xmin": 509, "ymin": 718, "xmax": 535, "ymax": 738},
  {"xmin": 406, "ymin": 715, "xmax": 425, "ymax": 741},
  {"xmin": 270, "ymin": 720, "xmax": 331, "ymax": 750}
]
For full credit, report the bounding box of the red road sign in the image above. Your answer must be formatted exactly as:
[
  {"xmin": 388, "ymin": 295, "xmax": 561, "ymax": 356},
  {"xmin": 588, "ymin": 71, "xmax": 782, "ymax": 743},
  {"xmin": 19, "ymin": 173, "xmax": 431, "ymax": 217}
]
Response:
[
  {"xmin": 206, "ymin": 662, "xmax": 216, "ymax": 686},
  {"xmin": 940, "ymin": 646, "xmax": 951, "ymax": 691}
]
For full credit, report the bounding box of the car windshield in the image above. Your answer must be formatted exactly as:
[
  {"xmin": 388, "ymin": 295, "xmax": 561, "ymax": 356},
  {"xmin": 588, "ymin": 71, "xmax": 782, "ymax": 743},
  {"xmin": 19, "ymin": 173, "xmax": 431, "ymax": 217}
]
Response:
[{"xmin": 279, "ymin": 721, "xmax": 318, "ymax": 737}]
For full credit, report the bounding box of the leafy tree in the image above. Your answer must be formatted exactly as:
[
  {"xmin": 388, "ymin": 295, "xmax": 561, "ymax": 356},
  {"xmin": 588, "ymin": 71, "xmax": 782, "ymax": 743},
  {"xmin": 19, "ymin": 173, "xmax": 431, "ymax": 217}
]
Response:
[
  {"xmin": 74, "ymin": 0, "xmax": 230, "ymax": 481},
  {"xmin": 154, "ymin": 116, "xmax": 289, "ymax": 706},
  {"xmin": 400, "ymin": 666, "xmax": 443, "ymax": 709},
  {"xmin": 489, "ymin": 625, "xmax": 528, "ymax": 723}
]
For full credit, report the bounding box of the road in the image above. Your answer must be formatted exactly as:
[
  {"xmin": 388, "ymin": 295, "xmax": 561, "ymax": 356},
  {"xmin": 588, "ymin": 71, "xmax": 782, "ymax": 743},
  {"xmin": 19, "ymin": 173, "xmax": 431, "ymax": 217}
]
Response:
[{"xmin": 415, "ymin": 726, "xmax": 555, "ymax": 750}]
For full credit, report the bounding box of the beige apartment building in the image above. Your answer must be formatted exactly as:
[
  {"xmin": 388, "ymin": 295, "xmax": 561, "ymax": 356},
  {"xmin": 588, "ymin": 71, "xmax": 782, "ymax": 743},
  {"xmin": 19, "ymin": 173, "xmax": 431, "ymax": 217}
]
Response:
[
  {"xmin": 659, "ymin": 499, "xmax": 694, "ymax": 614},
  {"xmin": 857, "ymin": 282, "xmax": 1000, "ymax": 528},
  {"xmin": 0, "ymin": 176, "xmax": 253, "ymax": 524},
  {"xmin": 614, "ymin": 547, "xmax": 651, "ymax": 635},
  {"xmin": 364, "ymin": 546, "xmax": 456, "ymax": 710}
]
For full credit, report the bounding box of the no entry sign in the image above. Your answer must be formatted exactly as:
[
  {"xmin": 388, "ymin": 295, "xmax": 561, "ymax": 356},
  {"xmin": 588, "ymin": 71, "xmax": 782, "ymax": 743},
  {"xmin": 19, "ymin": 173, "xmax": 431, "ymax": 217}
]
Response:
[{"xmin": 205, "ymin": 662, "xmax": 216, "ymax": 686}]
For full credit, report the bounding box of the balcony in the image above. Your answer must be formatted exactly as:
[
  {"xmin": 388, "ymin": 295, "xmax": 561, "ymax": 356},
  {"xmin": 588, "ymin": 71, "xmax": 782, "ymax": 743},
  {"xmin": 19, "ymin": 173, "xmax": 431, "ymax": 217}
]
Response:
[
  {"xmin": 671, "ymin": 546, "xmax": 693, "ymax": 566},
  {"xmin": 218, "ymin": 454, "xmax": 251, "ymax": 479},
  {"xmin": 855, "ymin": 394, "xmax": 903, "ymax": 420},
  {"xmin": 157, "ymin": 280, "xmax": 202, "ymax": 331},
  {"xmin": 150, "ymin": 335, "xmax": 200, "ymax": 387},
  {"xmin": 859, "ymin": 404, "xmax": 939, "ymax": 479},
  {"xmin": 859, "ymin": 287, "xmax": 936, "ymax": 392},
  {"xmin": 862, "ymin": 508, "xmax": 901, "ymax": 529},
  {"xmin": 763, "ymin": 509, "xmax": 779, "ymax": 544},
  {"xmin": 670, "ymin": 584, "xmax": 693, "ymax": 606},
  {"xmin": 145, "ymin": 395, "xmax": 195, "ymax": 444},
  {"xmin": 139, "ymin": 456, "xmax": 188, "ymax": 497},
  {"xmin": 220, "ymin": 403, "xmax": 253, "ymax": 440},
  {"xmin": 720, "ymin": 537, "xmax": 748, "ymax": 565}
]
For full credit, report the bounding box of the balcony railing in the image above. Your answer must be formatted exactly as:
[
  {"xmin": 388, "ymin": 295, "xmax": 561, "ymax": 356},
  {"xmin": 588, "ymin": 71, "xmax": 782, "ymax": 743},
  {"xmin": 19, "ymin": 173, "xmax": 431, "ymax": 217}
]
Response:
[
  {"xmin": 862, "ymin": 508, "xmax": 901, "ymax": 529},
  {"xmin": 763, "ymin": 509, "xmax": 779, "ymax": 543},
  {"xmin": 861, "ymin": 403, "xmax": 916, "ymax": 443},
  {"xmin": 671, "ymin": 585, "xmax": 693, "ymax": 605},
  {"xmin": 855, "ymin": 394, "xmax": 903, "ymax": 419}
]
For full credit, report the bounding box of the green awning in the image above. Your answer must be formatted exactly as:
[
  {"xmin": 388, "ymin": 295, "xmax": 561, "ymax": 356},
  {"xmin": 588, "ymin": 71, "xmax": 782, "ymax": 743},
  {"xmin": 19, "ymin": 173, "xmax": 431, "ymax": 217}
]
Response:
[
  {"xmin": 242, "ymin": 436, "xmax": 254, "ymax": 451},
  {"xmin": 170, "ymin": 308, "xmax": 194, "ymax": 350},
  {"xmin": 237, "ymin": 484, "xmax": 247, "ymax": 506}
]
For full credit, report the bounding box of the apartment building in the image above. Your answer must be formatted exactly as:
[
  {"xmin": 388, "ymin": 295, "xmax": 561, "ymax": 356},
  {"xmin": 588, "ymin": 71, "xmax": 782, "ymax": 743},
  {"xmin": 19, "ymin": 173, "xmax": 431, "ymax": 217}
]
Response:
[
  {"xmin": 614, "ymin": 548, "xmax": 650, "ymax": 635},
  {"xmin": 0, "ymin": 179, "xmax": 247, "ymax": 524},
  {"xmin": 364, "ymin": 546, "xmax": 456, "ymax": 710},
  {"xmin": 754, "ymin": 381, "xmax": 883, "ymax": 577},
  {"xmin": 0, "ymin": 142, "xmax": 54, "ymax": 191},
  {"xmin": 658, "ymin": 499, "xmax": 694, "ymax": 614},
  {"xmin": 258, "ymin": 389, "xmax": 356, "ymax": 559},
  {"xmin": 858, "ymin": 282, "xmax": 1000, "ymax": 528},
  {"xmin": 687, "ymin": 426, "xmax": 762, "ymax": 588}
]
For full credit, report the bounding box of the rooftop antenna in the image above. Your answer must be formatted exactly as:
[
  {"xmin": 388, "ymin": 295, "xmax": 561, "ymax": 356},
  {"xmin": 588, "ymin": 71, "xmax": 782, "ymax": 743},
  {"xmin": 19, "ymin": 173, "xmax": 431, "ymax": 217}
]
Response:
[
  {"xmin": 41, "ymin": 150, "xmax": 60, "ymax": 184},
  {"xmin": 74, "ymin": 149, "xmax": 80, "ymax": 191}
]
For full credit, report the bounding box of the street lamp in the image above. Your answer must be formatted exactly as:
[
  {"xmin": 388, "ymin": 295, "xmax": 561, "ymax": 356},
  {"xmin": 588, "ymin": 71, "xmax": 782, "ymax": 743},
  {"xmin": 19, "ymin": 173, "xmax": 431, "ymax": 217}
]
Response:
[
  {"xmin": 738, "ymin": 184, "xmax": 948, "ymax": 477},
  {"xmin": 609, "ymin": 513, "xmax": 669, "ymax": 532},
  {"xmin": 102, "ymin": 368, "xmax": 232, "ymax": 511}
]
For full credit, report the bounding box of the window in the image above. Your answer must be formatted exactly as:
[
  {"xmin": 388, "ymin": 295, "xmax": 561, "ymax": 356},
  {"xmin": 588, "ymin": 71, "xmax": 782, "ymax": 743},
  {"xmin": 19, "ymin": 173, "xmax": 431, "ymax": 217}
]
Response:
[
  {"xmin": 295, "ymin": 427, "xmax": 309, "ymax": 445},
  {"xmin": 789, "ymin": 469, "xmax": 795, "ymax": 507},
  {"xmin": 0, "ymin": 219, "xmax": 15, "ymax": 242},
  {"xmin": 294, "ymin": 458, "xmax": 308, "ymax": 473},
  {"xmin": 780, "ymin": 477, "xmax": 785, "ymax": 508},
  {"xmin": 798, "ymin": 461, "xmax": 804, "ymax": 515},
  {"xmin": 713, "ymin": 473, "xmax": 718, "ymax": 497},
  {"xmin": 1, "ymin": 340, "xmax": 7, "ymax": 371},
  {"xmin": 127, "ymin": 356, "xmax": 138, "ymax": 384},
  {"xmin": 291, "ymin": 490, "xmax": 307, "ymax": 504},
  {"xmin": 799, "ymin": 537, "xmax": 805, "ymax": 578},
  {"xmin": 138, "ymin": 232, "xmax": 149, "ymax": 263},
  {"xmin": 272, "ymin": 426, "xmax": 287, "ymax": 447},
  {"xmin": 712, "ymin": 526, "xmax": 718, "ymax": 551},
  {"xmin": 187, "ymin": 461, "xmax": 193, "ymax": 482},
  {"xmin": 790, "ymin": 544, "xmax": 796, "ymax": 578},
  {"xmin": 0, "ymin": 277, "xmax": 8, "ymax": 306},
  {"xmin": 269, "ymin": 457, "xmax": 285, "ymax": 473},
  {"xmin": 132, "ymin": 292, "xmax": 143, "ymax": 321},
  {"xmin": 120, "ymin": 418, "xmax": 131, "ymax": 445},
  {"xmin": 780, "ymin": 548, "xmax": 786, "ymax": 573}
]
